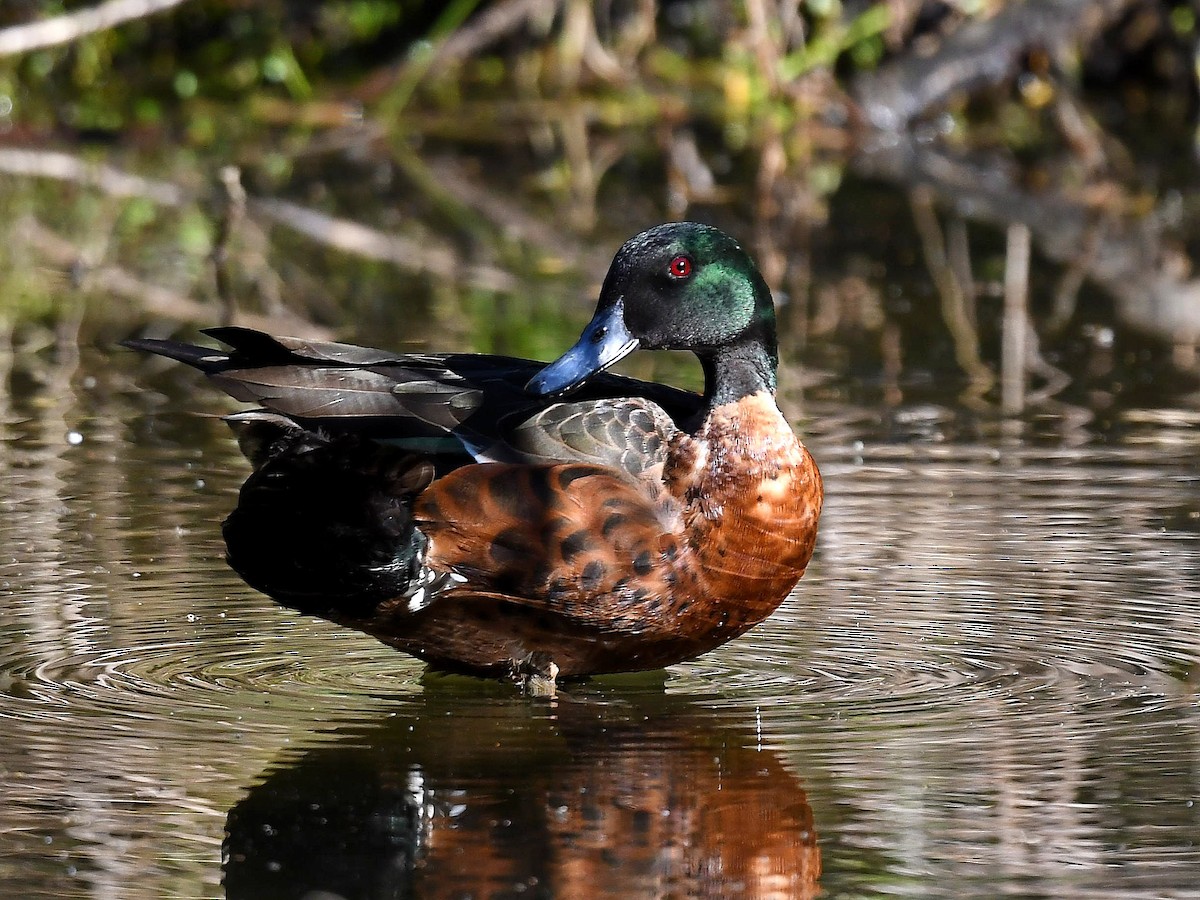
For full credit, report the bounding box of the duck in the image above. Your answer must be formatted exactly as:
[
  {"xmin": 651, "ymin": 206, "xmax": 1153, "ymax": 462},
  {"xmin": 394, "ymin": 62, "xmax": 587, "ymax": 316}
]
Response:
[{"xmin": 124, "ymin": 222, "xmax": 823, "ymax": 681}]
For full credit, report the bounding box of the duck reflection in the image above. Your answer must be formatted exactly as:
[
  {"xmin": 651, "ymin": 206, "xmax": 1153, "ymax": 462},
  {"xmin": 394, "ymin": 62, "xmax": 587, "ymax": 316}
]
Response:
[{"xmin": 224, "ymin": 678, "xmax": 820, "ymax": 899}]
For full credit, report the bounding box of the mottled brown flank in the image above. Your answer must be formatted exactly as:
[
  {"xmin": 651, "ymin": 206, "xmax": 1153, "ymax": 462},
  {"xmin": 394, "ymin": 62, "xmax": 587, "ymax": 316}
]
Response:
[
  {"xmin": 414, "ymin": 462, "xmax": 677, "ymax": 634},
  {"xmin": 376, "ymin": 390, "xmax": 821, "ymax": 678}
]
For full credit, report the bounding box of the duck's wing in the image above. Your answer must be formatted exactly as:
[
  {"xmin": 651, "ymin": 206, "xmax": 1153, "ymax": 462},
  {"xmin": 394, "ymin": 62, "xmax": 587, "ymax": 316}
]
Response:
[
  {"xmin": 501, "ymin": 398, "xmax": 677, "ymax": 478},
  {"xmin": 124, "ymin": 326, "xmax": 702, "ymax": 473}
]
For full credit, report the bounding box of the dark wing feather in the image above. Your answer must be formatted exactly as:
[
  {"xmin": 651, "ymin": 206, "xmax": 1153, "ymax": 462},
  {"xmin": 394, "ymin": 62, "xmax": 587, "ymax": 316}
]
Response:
[
  {"xmin": 202, "ymin": 326, "xmax": 413, "ymax": 367},
  {"xmin": 123, "ymin": 328, "xmax": 703, "ymax": 466}
]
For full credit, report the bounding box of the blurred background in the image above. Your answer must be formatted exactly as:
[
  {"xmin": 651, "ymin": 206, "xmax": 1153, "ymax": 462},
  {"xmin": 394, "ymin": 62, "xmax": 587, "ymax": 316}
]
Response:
[
  {"xmin": 2, "ymin": 0, "xmax": 1200, "ymax": 439},
  {"xmin": 1, "ymin": 3, "xmax": 1199, "ymax": 898}
]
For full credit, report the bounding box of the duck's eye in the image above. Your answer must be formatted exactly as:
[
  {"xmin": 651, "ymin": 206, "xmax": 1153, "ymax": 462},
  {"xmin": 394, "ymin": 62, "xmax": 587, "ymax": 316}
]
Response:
[{"xmin": 668, "ymin": 256, "xmax": 693, "ymax": 279}]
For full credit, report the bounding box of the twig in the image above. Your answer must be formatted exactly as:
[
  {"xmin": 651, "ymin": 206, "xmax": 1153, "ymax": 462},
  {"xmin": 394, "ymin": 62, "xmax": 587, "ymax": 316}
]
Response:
[
  {"xmin": 557, "ymin": 0, "xmax": 623, "ymax": 88},
  {"xmin": 946, "ymin": 217, "xmax": 976, "ymax": 330},
  {"xmin": 664, "ymin": 130, "xmax": 719, "ymax": 219},
  {"xmin": 557, "ymin": 107, "xmax": 597, "ymax": 230},
  {"xmin": 744, "ymin": 0, "xmax": 782, "ymax": 94},
  {"xmin": 0, "ymin": 0, "xmax": 194, "ymax": 57},
  {"xmin": 881, "ymin": 319, "xmax": 902, "ymax": 408},
  {"xmin": 0, "ymin": 148, "xmax": 186, "ymax": 205},
  {"xmin": 382, "ymin": 0, "xmax": 486, "ymax": 116}
]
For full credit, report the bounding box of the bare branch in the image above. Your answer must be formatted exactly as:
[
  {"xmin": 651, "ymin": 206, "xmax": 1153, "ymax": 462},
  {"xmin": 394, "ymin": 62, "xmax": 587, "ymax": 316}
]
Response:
[
  {"xmin": 0, "ymin": 148, "xmax": 187, "ymax": 205},
  {"xmin": 909, "ymin": 187, "xmax": 994, "ymax": 401},
  {"xmin": 0, "ymin": 0, "xmax": 194, "ymax": 57},
  {"xmin": 854, "ymin": 0, "xmax": 1135, "ymax": 129},
  {"xmin": 860, "ymin": 135, "xmax": 1200, "ymax": 344}
]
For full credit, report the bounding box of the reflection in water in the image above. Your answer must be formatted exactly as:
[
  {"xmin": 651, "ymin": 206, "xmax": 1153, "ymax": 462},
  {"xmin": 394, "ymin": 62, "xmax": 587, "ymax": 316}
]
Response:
[
  {"xmin": 0, "ymin": 340, "xmax": 1197, "ymax": 898},
  {"xmin": 224, "ymin": 682, "xmax": 820, "ymax": 900}
]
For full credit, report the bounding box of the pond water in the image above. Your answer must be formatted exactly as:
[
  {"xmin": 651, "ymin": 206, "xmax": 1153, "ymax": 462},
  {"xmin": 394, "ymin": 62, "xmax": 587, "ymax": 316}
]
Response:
[
  {"xmin": 1, "ymin": 329, "xmax": 1196, "ymax": 898},
  {"xmin": 4, "ymin": 7, "xmax": 1200, "ymax": 888}
]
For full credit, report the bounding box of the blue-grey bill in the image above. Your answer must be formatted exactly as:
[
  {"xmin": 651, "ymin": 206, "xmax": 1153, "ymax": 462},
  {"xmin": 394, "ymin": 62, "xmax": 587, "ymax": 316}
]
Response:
[{"xmin": 526, "ymin": 300, "xmax": 639, "ymax": 396}]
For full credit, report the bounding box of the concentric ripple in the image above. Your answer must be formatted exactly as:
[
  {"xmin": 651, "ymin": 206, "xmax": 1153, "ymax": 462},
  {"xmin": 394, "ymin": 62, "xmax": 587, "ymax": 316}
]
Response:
[
  {"xmin": 3, "ymin": 380, "xmax": 1200, "ymax": 897},
  {"xmin": 672, "ymin": 443, "xmax": 1200, "ymax": 723},
  {"xmin": 1, "ymin": 606, "xmax": 425, "ymax": 729}
]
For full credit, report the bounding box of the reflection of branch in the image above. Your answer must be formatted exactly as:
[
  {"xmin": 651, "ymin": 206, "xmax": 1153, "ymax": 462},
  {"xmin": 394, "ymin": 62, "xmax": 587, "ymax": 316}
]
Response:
[
  {"xmin": 909, "ymin": 188, "xmax": 994, "ymax": 402},
  {"xmin": 1046, "ymin": 217, "xmax": 1103, "ymax": 334},
  {"xmin": 211, "ymin": 166, "xmax": 247, "ymax": 326},
  {"xmin": 250, "ymin": 198, "xmax": 516, "ymax": 292},
  {"xmin": 2, "ymin": 147, "xmax": 518, "ymax": 292},
  {"xmin": 0, "ymin": 148, "xmax": 186, "ymax": 205},
  {"xmin": 422, "ymin": 153, "xmax": 597, "ymax": 267},
  {"xmin": 18, "ymin": 216, "xmax": 330, "ymax": 338},
  {"xmin": 859, "ymin": 137, "xmax": 1200, "ymax": 342},
  {"xmin": 0, "ymin": 0, "xmax": 193, "ymax": 57},
  {"xmin": 1001, "ymin": 223, "xmax": 1030, "ymax": 415}
]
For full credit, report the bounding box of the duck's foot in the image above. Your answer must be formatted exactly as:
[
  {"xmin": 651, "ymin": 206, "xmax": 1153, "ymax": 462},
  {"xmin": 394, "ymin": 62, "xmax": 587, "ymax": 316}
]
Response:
[{"xmin": 505, "ymin": 653, "xmax": 560, "ymax": 697}]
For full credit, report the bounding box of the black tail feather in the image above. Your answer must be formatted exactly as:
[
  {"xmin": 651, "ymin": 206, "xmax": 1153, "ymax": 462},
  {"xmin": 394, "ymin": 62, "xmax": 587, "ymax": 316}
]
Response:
[
  {"xmin": 200, "ymin": 326, "xmax": 306, "ymax": 364},
  {"xmin": 120, "ymin": 337, "xmax": 231, "ymax": 373}
]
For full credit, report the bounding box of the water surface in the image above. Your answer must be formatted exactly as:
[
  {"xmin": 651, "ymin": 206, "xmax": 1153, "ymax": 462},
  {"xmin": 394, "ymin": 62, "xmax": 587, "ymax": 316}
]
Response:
[{"xmin": 0, "ymin": 344, "xmax": 1195, "ymax": 898}]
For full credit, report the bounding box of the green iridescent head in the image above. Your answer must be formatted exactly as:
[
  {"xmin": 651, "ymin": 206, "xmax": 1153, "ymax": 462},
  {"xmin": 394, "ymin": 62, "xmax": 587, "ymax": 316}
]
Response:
[{"xmin": 528, "ymin": 222, "xmax": 778, "ymax": 404}]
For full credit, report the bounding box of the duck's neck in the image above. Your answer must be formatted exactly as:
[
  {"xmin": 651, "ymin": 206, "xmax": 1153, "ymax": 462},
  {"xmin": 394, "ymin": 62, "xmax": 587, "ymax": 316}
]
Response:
[{"xmin": 699, "ymin": 338, "xmax": 778, "ymax": 409}]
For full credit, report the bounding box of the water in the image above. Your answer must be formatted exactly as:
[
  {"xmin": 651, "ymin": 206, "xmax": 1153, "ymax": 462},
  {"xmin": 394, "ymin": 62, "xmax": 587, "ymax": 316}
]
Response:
[
  {"xmin": 0, "ymin": 344, "xmax": 1195, "ymax": 899},
  {"xmin": 3, "ymin": 3, "xmax": 1199, "ymax": 892}
]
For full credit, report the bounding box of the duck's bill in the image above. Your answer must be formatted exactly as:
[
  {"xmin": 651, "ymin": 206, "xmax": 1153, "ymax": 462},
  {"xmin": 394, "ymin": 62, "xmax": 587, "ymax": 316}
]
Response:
[{"xmin": 526, "ymin": 300, "xmax": 639, "ymax": 397}]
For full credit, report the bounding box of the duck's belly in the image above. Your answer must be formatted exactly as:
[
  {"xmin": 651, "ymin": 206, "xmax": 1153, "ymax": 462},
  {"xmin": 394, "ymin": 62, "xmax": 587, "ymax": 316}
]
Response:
[{"xmin": 366, "ymin": 590, "xmax": 765, "ymax": 677}]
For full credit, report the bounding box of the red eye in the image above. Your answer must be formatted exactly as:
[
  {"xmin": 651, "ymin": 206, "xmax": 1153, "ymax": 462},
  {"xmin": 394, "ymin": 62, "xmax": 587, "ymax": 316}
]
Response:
[{"xmin": 668, "ymin": 256, "xmax": 693, "ymax": 279}]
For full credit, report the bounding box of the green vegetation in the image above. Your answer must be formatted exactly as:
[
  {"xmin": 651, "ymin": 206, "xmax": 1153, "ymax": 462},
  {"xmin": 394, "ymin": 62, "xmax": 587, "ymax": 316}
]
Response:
[{"xmin": 0, "ymin": 1, "xmax": 1197, "ymax": 422}]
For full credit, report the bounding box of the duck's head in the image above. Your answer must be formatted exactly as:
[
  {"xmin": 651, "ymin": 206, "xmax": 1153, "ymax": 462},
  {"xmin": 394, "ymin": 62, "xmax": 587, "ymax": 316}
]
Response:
[{"xmin": 527, "ymin": 222, "xmax": 779, "ymax": 405}]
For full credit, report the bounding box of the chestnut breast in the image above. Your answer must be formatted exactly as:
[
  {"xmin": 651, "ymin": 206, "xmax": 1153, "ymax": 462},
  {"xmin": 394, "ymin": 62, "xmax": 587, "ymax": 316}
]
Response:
[{"xmin": 664, "ymin": 392, "xmax": 823, "ymax": 638}]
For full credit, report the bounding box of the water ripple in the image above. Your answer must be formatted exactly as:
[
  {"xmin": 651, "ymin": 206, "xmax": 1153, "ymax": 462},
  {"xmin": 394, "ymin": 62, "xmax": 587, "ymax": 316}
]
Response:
[{"xmin": 670, "ymin": 444, "xmax": 1200, "ymax": 731}]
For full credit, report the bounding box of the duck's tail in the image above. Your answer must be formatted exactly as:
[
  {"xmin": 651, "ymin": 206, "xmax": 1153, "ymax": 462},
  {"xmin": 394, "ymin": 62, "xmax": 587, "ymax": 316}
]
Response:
[
  {"xmin": 120, "ymin": 336, "xmax": 232, "ymax": 373},
  {"xmin": 221, "ymin": 412, "xmax": 436, "ymax": 620}
]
